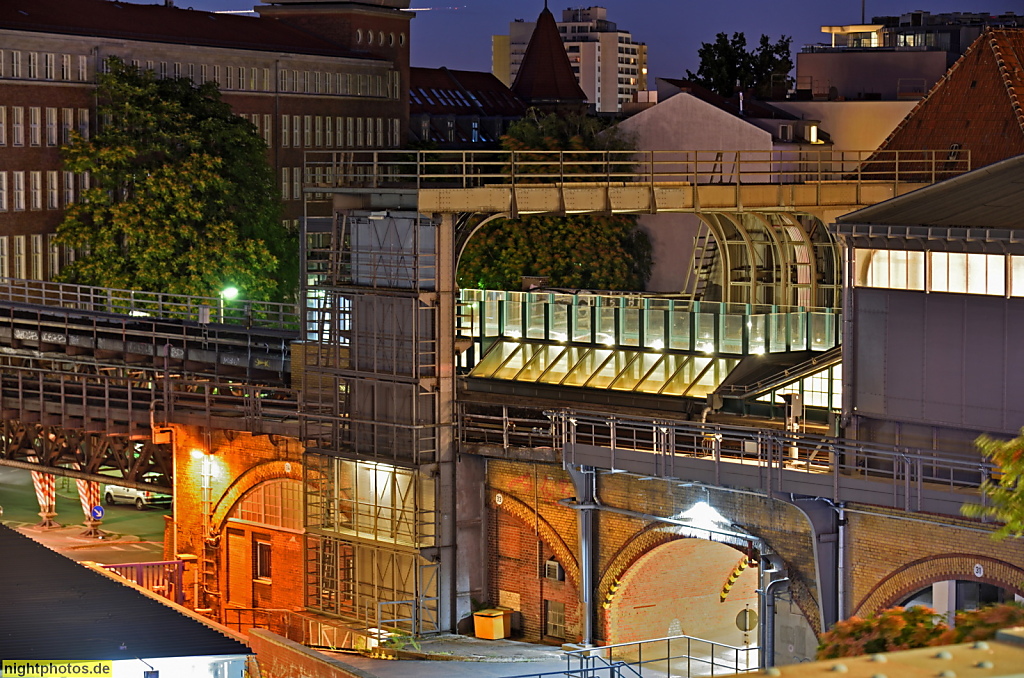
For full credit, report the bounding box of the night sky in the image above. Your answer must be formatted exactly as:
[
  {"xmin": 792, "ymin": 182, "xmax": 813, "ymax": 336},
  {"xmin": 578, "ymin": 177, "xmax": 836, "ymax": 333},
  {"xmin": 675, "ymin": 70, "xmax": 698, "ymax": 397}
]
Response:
[{"xmin": 182, "ymin": 0, "xmax": 1012, "ymax": 79}]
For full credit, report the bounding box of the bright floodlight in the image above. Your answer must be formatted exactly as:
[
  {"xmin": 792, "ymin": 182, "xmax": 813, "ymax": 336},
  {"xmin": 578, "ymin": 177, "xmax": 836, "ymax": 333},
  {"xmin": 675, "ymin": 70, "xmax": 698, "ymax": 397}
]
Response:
[
  {"xmin": 678, "ymin": 500, "xmax": 730, "ymax": 531},
  {"xmin": 221, "ymin": 286, "xmax": 239, "ymax": 300}
]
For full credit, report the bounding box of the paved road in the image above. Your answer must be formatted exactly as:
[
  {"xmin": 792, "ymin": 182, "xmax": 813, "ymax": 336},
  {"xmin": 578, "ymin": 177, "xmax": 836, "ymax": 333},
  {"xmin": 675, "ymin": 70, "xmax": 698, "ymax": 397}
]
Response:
[
  {"xmin": 329, "ymin": 654, "xmax": 570, "ymax": 678},
  {"xmin": 0, "ymin": 466, "xmax": 168, "ymax": 563}
]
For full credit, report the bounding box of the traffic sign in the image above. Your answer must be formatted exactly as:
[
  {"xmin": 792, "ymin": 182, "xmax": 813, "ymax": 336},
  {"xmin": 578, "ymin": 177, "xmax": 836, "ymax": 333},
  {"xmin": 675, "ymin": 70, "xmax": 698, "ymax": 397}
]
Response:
[{"xmin": 91, "ymin": 505, "xmax": 105, "ymax": 520}]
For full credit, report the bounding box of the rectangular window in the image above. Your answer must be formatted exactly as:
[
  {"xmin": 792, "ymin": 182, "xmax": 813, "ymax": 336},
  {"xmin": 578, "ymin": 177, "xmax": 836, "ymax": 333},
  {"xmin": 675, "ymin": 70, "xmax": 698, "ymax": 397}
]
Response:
[
  {"xmin": 12, "ymin": 107, "xmax": 24, "ymax": 146},
  {"xmin": 304, "ymin": 70, "xmax": 310, "ymax": 93},
  {"xmin": 77, "ymin": 108, "xmax": 89, "ymax": 140},
  {"xmin": 292, "ymin": 115, "xmax": 300, "ymax": 147},
  {"xmin": 292, "ymin": 70, "xmax": 299, "ymax": 92},
  {"xmin": 159, "ymin": 62, "xmax": 167, "ymax": 78},
  {"xmin": 325, "ymin": 116, "xmax": 333, "ymax": 147},
  {"xmin": 278, "ymin": 69, "xmax": 287, "ymax": 92},
  {"xmin": 173, "ymin": 62, "xmax": 181, "ymax": 78},
  {"xmin": 0, "ymin": 50, "xmax": 5, "ymax": 78},
  {"xmin": 253, "ymin": 539, "xmax": 271, "ymax": 581},
  {"xmin": 214, "ymin": 65, "xmax": 221, "ymax": 86},
  {"xmin": 377, "ymin": 117, "xmax": 384, "ymax": 147},
  {"xmin": 29, "ymin": 171, "xmax": 42, "ymax": 210},
  {"xmin": 31, "ymin": 234, "xmax": 43, "ymax": 279},
  {"xmin": 0, "ymin": 172, "xmax": 6, "ymax": 211},
  {"xmin": 545, "ymin": 600, "xmax": 566, "ymax": 639},
  {"xmin": 263, "ymin": 67, "xmax": 270, "ymax": 91},
  {"xmin": 12, "ymin": 172, "xmax": 25, "ymax": 211},
  {"xmin": 292, "ymin": 166, "xmax": 300, "ymax": 200},
  {"xmin": 0, "ymin": 107, "xmax": 6, "ymax": 146},
  {"xmin": 60, "ymin": 54, "xmax": 71, "ymax": 80},
  {"xmin": 0, "ymin": 237, "xmax": 8, "ymax": 278},
  {"xmin": 281, "ymin": 114, "xmax": 290, "ymax": 148},
  {"xmin": 356, "ymin": 117, "xmax": 364, "ymax": 147},
  {"xmin": 303, "ymin": 115, "xmax": 312, "ymax": 147},
  {"xmin": 250, "ymin": 67, "xmax": 257, "ymax": 90},
  {"xmin": 346, "ymin": 117, "xmax": 354, "ymax": 147},
  {"xmin": 63, "ymin": 171, "xmax": 75, "ymax": 205},
  {"xmin": 201, "ymin": 64, "xmax": 208, "ymax": 82},
  {"xmin": 61, "ymin": 108, "xmax": 73, "ymax": 143},
  {"xmin": 263, "ymin": 114, "xmax": 272, "ymax": 146},
  {"xmin": 314, "ymin": 71, "xmax": 322, "ymax": 93},
  {"xmin": 48, "ymin": 234, "xmax": 59, "ymax": 278},
  {"xmin": 44, "ymin": 53, "xmax": 55, "ymax": 80},
  {"xmin": 45, "ymin": 108, "xmax": 57, "ymax": 146},
  {"xmin": 47, "ymin": 171, "xmax": 59, "ymax": 209},
  {"xmin": 281, "ymin": 167, "xmax": 290, "ymax": 200},
  {"xmin": 77, "ymin": 55, "xmax": 87, "ymax": 81},
  {"xmin": 315, "ymin": 116, "xmax": 322, "ymax": 147},
  {"xmin": 336, "ymin": 117, "xmax": 344, "ymax": 147},
  {"xmin": 79, "ymin": 172, "xmax": 90, "ymax": 195},
  {"xmin": 12, "ymin": 235, "xmax": 26, "ymax": 278},
  {"xmin": 29, "ymin": 107, "xmax": 41, "ymax": 146},
  {"xmin": 226, "ymin": 66, "xmax": 234, "ymax": 89},
  {"xmin": 146, "ymin": 60, "xmax": 154, "ymax": 73},
  {"xmin": 12, "ymin": 52, "xmax": 21, "ymax": 79},
  {"xmin": 28, "ymin": 52, "xmax": 38, "ymax": 79},
  {"xmin": 188, "ymin": 63, "xmax": 194, "ymax": 82}
]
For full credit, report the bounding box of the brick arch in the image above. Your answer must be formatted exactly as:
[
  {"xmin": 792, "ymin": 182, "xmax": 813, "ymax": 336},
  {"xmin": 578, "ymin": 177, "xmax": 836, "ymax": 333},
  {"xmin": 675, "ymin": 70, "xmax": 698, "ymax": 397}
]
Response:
[
  {"xmin": 492, "ymin": 490, "xmax": 580, "ymax": 589},
  {"xmin": 854, "ymin": 554, "xmax": 1024, "ymax": 616},
  {"xmin": 210, "ymin": 460, "xmax": 304, "ymax": 533}
]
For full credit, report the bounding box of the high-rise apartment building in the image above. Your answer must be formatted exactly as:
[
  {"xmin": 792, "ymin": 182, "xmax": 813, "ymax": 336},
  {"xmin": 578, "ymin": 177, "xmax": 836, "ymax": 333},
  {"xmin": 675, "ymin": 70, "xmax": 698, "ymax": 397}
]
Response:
[{"xmin": 492, "ymin": 6, "xmax": 647, "ymax": 114}]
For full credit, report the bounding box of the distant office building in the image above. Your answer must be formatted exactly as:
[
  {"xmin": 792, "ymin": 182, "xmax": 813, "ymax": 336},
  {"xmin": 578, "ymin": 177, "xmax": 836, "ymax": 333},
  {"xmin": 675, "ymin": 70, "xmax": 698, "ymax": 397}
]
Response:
[
  {"xmin": 0, "ymin": 0, "xmax": 410, "ymax": 282},
  {"xmin": 493, "ymin": 6, "xmax": 647, "ymax": 114},
  {"xmin": 797, "ymin": 10, "xmax": 1023, "ymax": 100}
]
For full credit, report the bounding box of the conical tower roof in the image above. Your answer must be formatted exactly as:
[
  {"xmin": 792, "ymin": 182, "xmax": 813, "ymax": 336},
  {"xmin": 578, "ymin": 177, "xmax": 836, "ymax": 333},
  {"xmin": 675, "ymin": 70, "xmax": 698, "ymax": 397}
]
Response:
[{"xmin": 511, "ymin": 3, "xmax": 587, "ymax": 111}]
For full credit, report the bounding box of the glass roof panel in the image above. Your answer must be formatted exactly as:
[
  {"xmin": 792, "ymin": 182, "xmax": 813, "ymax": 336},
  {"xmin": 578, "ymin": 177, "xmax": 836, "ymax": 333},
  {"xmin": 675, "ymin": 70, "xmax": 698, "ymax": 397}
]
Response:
[
  {"xmin": 562, "ymin": 348, "xmax": 615, "ymax": 387},
  {"xmin": 585, "ymin": 350, "xmax": 639, "ymax": 389},
  {"xmin": 517, "ymin": 344, "xmax": 566, "ymax": 382},
  {"xmin": 683, "ymin": 358, "xmax": 739, "ymax": 398},
  {"xmin": 634, "ymin": 354, "xmax": 681, "ymax": 393},
  {"xmin": 491, "ymin": 343, "xmax": 539, "ymax": 380},
  {"xmin": 660, "ymin": 356, "xmax": 711, "ymax": 396},
  {"xmin": 541, "ymin": 346, "xmax": 589, "ymax": 383},
  {"xmin": 610, "ymin": 352, "xmax": 664, "ymax": 392},
  {"xmin": 470, "ymin": 341, "xmax": 522, "ymax": 378}
]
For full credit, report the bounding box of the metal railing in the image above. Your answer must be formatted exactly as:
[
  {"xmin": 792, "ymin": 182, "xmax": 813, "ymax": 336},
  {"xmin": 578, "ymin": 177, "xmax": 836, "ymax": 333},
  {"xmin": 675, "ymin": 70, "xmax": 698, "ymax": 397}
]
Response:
[
  {"xmin": 305, "ymin": 148, "xmax": 971, "ymax": 191},
  {"xmin": 552, "ymin": 410, "xmax": 992, "ymax": 507},
  {"xmin": 563, "ymin": 634, "xmax": 759, "ymax": 677},
  {"xmin": 0, "ymin": 277, "xmax": 300, "ymax": 331},
  {"xmin": 101, "ymin": 560, "xmax": 184, "ymax": 605},
  {"xmin": 222, "ymin": 608, "xmax": 367, "ymax": 650}
]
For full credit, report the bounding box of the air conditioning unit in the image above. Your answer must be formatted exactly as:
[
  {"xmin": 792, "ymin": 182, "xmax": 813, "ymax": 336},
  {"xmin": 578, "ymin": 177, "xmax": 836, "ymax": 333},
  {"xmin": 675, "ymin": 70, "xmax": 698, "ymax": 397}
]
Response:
[{"xmin": 544, "ymin": 559, "xmax": 565, "ymax": 581}]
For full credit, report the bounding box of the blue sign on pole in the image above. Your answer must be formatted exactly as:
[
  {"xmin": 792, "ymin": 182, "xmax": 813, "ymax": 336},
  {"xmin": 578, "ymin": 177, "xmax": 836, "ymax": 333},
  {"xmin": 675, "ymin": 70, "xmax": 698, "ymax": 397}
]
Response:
[{"xmin": 91, "ymin": 505, "xmax": 105, "ymax": 520}]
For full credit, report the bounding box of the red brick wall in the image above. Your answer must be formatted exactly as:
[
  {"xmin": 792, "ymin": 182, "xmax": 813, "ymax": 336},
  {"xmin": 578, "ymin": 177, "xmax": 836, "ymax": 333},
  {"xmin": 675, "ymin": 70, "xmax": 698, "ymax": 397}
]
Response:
[
  {"xmin": 846, "ymin": 509, "xmax": 1024, "ymax": 616},
  {"xmin": 248, "ymin": 629, "xmax": 364, "ymax": 678},
  {"xmin": 170, "ymin": 426, "xmax": 305, "ymax": 619}
]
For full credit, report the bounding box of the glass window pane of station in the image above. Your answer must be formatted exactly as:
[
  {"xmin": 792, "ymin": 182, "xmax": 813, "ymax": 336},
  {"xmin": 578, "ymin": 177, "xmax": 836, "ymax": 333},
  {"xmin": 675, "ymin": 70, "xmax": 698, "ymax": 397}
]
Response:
[
  {"xmin": 517, "ymin": 344, "xmax": 565, "ymax": 381},
  {"xmin": 683, "ymin": 358, "xmax": 736, "ymax": 398},
  {"xmin": 661, "ymin": 356, "xmax": 710, "ymax": 396},
  {"xmin": 748, "ymin": 314, "xmax": 766, "ymax": 354},
  {"xmin": 470, "ymin": 341, "xmax": 519, "ymax": 377},
  {"xmin": 546, "ymin": 346, "xmax": 589, "ymax": 384},
  {"xmin": 669, "ymin": 307, "xmax": 691, "ymax": 350},
  {"xmin": 562, "ymin": 348, "xmax": 612, "ymax": 387},
  {"xmin": 610, "ymin": 352, "xmax": 663, "ymax": 392},
  {"xmin": 585, "ymin": 350, "xmax": 638, "ymax": 389},
  {"xmin": 492, "ymin": 342, "xmax": 539, "ymax": 380},
  {"xmin": 636, "ymin": 354, "xmax": 679, "ymax": 393}
]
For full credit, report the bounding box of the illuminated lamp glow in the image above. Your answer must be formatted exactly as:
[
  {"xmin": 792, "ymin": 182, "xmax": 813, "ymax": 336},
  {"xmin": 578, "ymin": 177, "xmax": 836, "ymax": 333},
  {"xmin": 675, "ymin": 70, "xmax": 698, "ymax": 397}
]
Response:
[
  {"xmin": 649, "ymin": 339, "xmax": 664, "ymax": 351},
  {"xmin": 678, "ymin": 500, "xmax": 730, "ymax": 532},
  {"xmin": 190, "ymin": 448, "xmax": 207, "ymax": 459}
]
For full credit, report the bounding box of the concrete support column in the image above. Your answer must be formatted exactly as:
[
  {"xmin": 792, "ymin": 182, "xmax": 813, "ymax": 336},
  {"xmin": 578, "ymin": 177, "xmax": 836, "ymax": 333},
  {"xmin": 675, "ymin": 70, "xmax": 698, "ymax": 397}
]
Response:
[
  {"xmin": 436, "ymin": 212, "xmax": 458, "ymax": 632},
  {"xmin": 567, "ymin": 464, "xmax": 597, "ymax": 646},
  {"xmin": 933, "ymin": 580, "xmax": 957, "ymax": 626}
]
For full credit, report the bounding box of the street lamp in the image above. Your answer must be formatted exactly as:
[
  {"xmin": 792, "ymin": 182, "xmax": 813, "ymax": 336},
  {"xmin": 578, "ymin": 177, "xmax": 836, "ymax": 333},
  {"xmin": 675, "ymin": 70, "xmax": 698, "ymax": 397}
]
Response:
[{"xmin": 219, "ymin": 286, "xmax": 239, "ymax": 322}]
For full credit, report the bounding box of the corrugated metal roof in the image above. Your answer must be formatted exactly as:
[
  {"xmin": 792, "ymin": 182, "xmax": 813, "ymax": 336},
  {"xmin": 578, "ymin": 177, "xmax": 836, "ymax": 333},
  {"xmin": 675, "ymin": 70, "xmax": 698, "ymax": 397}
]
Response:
[
  {"xmin": 835, "ymin": 153, "xmax": 1024, "ymax": 230},
  {"xmin": 0, "ymin": 525, "xmax": 250, "ymax": 660},
  {"xmin": 0, "ymin": 0, "xmax": 358, "ymax": 59}
]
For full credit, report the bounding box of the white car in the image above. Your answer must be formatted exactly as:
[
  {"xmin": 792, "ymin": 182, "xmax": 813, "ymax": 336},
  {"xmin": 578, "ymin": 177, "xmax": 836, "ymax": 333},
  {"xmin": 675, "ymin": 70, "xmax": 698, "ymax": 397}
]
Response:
[{"xmin": 103, "ymin": 483, "xmax": 171, "ymax": 510}]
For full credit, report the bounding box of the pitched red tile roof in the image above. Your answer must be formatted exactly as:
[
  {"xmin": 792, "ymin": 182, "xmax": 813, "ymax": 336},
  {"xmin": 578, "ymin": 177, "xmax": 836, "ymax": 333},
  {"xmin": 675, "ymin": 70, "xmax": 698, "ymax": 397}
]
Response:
[
  {"xmin": 0, "ymin": 0, "xmax": 359, "ymax": 59},
  {"xmin": 511, "ymin": 5, "xmax": 587, "ymax": 109},
  {"xmin": 874, "ymin": 28, "xmax": 1024, "ymax": 171},
  {"xmin": 410, "ymin": 67, "xmax": 525, "ymax": 116}
]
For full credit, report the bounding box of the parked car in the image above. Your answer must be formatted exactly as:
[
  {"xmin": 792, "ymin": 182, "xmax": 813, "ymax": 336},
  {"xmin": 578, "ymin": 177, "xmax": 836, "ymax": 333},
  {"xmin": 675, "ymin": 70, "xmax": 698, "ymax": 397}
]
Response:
[{"xmin": 103, "ymin": 483, "xmax": 171, "ymax": 511}]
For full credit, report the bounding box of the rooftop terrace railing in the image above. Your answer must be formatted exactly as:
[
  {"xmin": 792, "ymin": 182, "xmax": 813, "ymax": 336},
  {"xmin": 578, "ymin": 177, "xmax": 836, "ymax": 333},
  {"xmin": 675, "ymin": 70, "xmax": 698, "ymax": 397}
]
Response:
[
  {"xmin": 563, "ymin": 634, "xmax": 760, "ymax": 677},
  {"xmin": 0, "ymin": 277, "xmax": 300, "ymax": 331},
  {"xmin": 305, "ymin": 148, "xmax": 971, "ymax": 192}
]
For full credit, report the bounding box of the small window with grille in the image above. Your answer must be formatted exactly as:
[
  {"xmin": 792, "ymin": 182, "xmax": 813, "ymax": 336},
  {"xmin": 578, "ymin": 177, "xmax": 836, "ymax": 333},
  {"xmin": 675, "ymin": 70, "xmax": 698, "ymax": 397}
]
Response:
[
  {"xmin": 545, "ymin": 600, "xmax": 565, "ymax": 639},
  {"xmin": 544, "ymin": 559, "xmax": 565, "ymax": 581}
]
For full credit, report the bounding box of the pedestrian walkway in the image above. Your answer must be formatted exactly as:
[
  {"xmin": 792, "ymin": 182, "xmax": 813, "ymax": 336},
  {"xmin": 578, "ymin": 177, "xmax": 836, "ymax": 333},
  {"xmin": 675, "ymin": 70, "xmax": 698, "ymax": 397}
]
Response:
[{"xmin": 2, "ymin": 520, "xmax": 165, "ymax": 564}]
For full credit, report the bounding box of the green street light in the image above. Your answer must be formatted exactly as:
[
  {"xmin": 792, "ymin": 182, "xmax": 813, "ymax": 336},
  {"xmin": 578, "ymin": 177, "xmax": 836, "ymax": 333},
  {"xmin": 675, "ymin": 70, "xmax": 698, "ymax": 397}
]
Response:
[{"xmin": 221, "ymin": 286, "xmax": 239, "ymax": 301}]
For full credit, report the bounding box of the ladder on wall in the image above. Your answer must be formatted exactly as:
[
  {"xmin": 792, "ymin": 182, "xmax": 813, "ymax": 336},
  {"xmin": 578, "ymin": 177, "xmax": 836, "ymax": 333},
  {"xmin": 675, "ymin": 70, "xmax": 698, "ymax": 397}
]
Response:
[{"xmin": 684, "ymin": 225, "xmax": 719, "ymax": 302}]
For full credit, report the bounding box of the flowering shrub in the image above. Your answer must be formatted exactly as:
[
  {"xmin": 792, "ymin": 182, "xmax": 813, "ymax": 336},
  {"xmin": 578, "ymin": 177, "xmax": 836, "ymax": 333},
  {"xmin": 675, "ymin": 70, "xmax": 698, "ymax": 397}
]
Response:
[{"xmin": 816, "ymin": 603, "xmax": 1024, "ymax": 659}]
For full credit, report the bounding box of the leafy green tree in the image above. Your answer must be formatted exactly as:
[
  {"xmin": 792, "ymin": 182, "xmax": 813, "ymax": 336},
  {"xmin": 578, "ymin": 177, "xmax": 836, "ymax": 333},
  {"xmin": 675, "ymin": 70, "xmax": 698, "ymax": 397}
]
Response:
[
  {"xmin": 457, "ymin": 111, "xmax": 652, "ymax": 291},
  {"xmin": 57, "ymin": 57, "xmax": 294, "ymax": 302},
  {"xmin": 686, "ymin": 32, "xmax": 793, "ymax": 99},
  {"xmin": 962, "ymin": 429, "xmax": 1024, "ymax": 538}
]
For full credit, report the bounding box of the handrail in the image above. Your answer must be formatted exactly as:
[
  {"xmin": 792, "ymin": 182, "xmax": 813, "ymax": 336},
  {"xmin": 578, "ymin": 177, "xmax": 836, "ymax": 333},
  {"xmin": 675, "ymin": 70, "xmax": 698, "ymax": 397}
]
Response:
[
  {"xmin": 0, "ymin": 277, "xmax": 300, "ymax": 331},
  {"xmin": 305, "ymin": 148, "xmax": 971, "ymax": 193},
  {"xmin": 564, "ymin": 633, "xmax": 759, "ymax": 676}
]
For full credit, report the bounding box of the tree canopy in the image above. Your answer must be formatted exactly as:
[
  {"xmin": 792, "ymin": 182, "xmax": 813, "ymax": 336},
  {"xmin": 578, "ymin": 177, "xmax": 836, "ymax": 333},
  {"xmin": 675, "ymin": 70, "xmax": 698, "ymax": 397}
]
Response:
[
  {"xmin": 456, "ymin": 111, "xmax": 652, "ymax": 291},
  {"xmin": 962, "ymin": 429, "xmax": 1024, "ymax": 539},
  {"xmin": 685, "ymin": 32, "xmax": 793, "ymax": 99},
  {"xmin": 57, "ymin": 57, "xmax": 294, "ymax": 302}
]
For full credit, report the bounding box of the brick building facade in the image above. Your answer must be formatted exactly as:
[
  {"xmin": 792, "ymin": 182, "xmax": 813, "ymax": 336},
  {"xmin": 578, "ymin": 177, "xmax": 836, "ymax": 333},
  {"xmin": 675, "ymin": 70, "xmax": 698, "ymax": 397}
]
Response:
[{"xmin": 0, "ymin": 0, "xmax": 409, "ymax": 281}]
